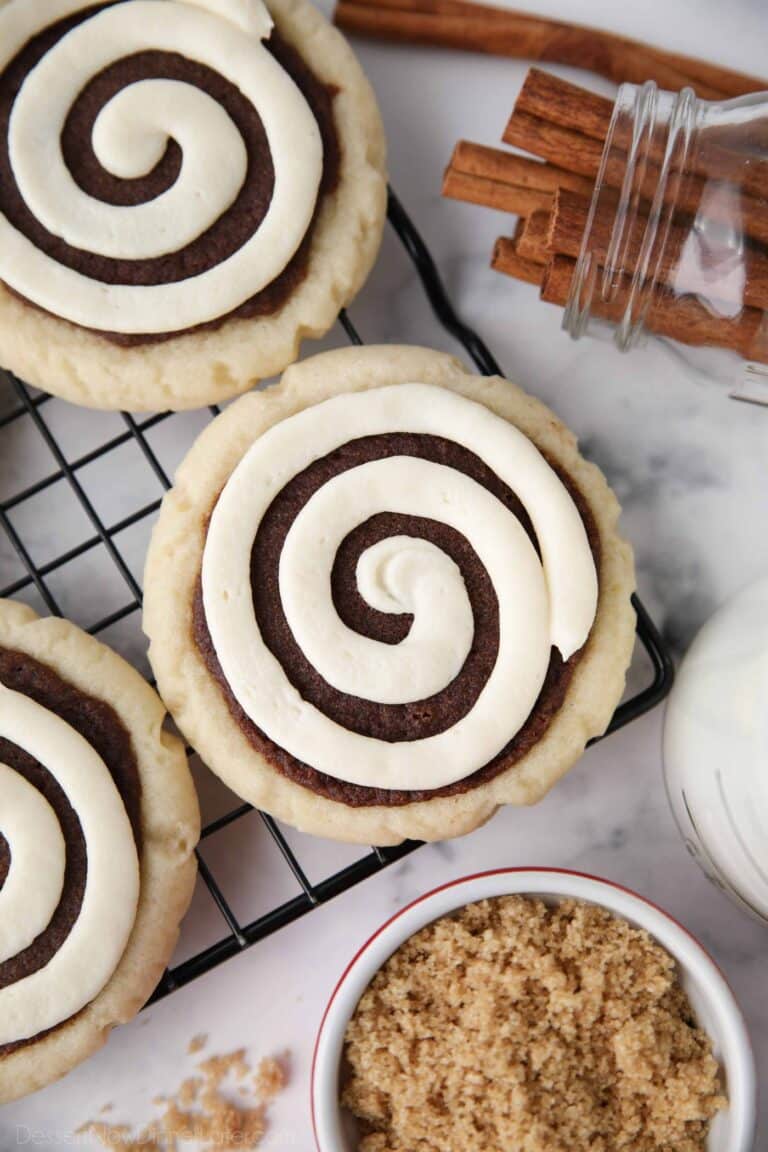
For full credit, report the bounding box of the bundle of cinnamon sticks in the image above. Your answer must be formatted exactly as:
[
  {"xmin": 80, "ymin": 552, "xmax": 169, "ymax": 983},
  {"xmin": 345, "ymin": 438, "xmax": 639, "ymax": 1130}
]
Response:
[
  {"xmin": 334, "ymin": 0, "xmax": 768, "ymax": 362},
  {"xmin": 443, "ymin": 69, "xmax": 768, "ymax": 363}
]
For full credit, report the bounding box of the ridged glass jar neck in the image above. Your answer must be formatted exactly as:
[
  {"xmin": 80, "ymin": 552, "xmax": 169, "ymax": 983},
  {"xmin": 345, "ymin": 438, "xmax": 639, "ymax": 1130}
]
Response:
[{"xmin": 564, "ymin": 81, "xmax": 700, "ymax": 350}]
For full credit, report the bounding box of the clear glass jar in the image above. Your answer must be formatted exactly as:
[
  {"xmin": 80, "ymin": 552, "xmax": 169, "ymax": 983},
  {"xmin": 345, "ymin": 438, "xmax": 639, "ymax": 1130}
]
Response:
[
  {"xmin": 563, "ymin": 82, "xmax": 768, "ymax": 381},
  {"xmin": 663, "ymin": 579, "xmax": 768, "ymax": 926}
]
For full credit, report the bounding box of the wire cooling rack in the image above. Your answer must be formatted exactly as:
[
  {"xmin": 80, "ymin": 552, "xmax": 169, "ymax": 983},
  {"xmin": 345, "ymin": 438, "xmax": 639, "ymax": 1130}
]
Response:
[{"xmin": 0, "ymin": 188, "xmax": 674, "ymax": 1001}]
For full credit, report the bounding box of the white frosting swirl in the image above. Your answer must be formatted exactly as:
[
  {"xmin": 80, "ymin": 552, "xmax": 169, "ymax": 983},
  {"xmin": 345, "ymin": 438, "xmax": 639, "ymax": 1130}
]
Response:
[
  {"xmin": 202, "ymin": 384, "xmax": 599, "ymax": 792},
  {"xmin": 294, "ymin": 530, "xmax": 475, "ymax": 703},
  {"xmin": 0, "ymin": 0, "xmax": 323, "ymax": 333},
  {"xmin": 0, "ymin": 765, "xmax": 66, "ymax": 965},
  {"xmin": 0, "ymin": 685, "xmax": 140, "ymax": 1045}
]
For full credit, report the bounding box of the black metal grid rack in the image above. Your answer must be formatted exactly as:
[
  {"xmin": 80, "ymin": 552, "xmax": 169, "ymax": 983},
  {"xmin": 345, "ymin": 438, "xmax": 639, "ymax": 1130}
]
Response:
[{"xmin": 0, "ymin": 189, "xmax": 674, "ymax": 1002}]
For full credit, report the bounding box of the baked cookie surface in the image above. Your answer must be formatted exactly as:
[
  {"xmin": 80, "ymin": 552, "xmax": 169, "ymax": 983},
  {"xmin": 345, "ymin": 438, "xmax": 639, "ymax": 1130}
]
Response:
[
  {"xmin": 0, "ymin": 0, "xmax": 386, "ymax": 410},
  {"xmin": 144, "ymin": 345, "xmax": 636, "ymax": 845},
  {"xmin": 0, "ymin": 599, "xmax": 199, "ymax": 1103}
]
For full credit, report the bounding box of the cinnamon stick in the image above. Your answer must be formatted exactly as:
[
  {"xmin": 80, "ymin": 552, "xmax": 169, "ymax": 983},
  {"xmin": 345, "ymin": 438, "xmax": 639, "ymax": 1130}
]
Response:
[
  {"xmin": 491, "ymin": 238, "xmax": 545, "ymax": 285},
  {"xmin": 516, "ymin": 210, "xmax": 550, "ymax": 264},
  {"xmin": 442, "ymin": 141, "xmax": 595, "ymax": 218},
  {"xmin": 515, "ymin": 69, "xmax": 768, "ymax": 200},
  {"xmin": 448, "ymin": 141, "xmax": 594, "ymax": 198},
  {"xmin": 514, "ymin": 69, "xmax": 613, "ymax": 143},
  {"xmin": 442, "ymin": 166, "xmax": 552, "ymax": 216},
  {"xmin": 334, "ymin": 0, "xmax": 766, "ymax": 99},
  {"xmin": 502, "ymin": 110, "xmax": 606, "ymax": 182},
  {"xmin": 503, "ymin": 104, "xmax": 768, "ymax": 249},
  {"xmin": 540, "ymin": 254, "xmax": 768, "ymax": 363},
  {"xmin": 549, "ymin": 187, "xmax": 768, "ymax": 313}
]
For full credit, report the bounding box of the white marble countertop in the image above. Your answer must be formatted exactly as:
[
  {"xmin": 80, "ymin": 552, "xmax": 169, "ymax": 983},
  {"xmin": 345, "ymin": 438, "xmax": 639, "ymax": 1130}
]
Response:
[{"xmin": 1, "ymin": 0, "xmax": 767, "ymax": 1146}]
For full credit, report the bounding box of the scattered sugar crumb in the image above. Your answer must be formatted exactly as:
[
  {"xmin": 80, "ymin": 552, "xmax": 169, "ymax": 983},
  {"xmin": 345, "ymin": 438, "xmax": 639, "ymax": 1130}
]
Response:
[
  {"xmin": 343, "ymin": 896, "xmax": 726, "ymax": 1152},
  {"xmin": 187, "ymin": 1033, "xmax": 208, "ymax": 1055},
  {"xmin": 177, "ymin": 1077, "xmax": 201, "ymax": 1108},
  {"xmin": 161, "ymin": 1093, "xmax": 265, "ymax": 1149},
  {"xmin": 83, "ymin": 1043, "xmax": 288, "ymax": 1152},
  {"xmin": 99, "ymin": 1103, "xmax": 114, "ymax": 1115},
  {"xmin": 198, "ymin": 1048, "xmax": 249, "ymax": 1087},
  {"xmin": 254, "ymin": 1055, "xmax": 288, "ymax": 1099}
]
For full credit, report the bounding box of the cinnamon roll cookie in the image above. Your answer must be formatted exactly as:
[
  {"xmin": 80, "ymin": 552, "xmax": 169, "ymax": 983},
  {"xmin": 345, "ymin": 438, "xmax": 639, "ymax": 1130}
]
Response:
[
  {"xmin": 0, "ymin": 0, "xmax": 386, "ymax": 410},
  {"xmin": 0, "ymin": 599, "xmax": 199, "ymax": 1103},
  {"xmin": 144, "ymin": 346, "xmax": 635, "ymax": 845}
]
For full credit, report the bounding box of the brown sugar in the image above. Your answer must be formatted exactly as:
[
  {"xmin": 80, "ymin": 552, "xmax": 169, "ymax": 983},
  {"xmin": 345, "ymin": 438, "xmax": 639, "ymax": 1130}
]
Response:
[
  {"xmin": 176, "ymin": 1077, "xmax": 201, "ymax": 1108},
  {"xmin": 342, "ymin": 896, "xmax": 726, "ymax": 1152},
  {"xmin": 81, "ymin": 1042, "xmax": 288, "ymax": 1152},
  {"xmin": 198, "ymin": 1048, "xmax": 250, "ymax": 1087},
  {"xmin": 159, "ymin": 1095, "xmax": 265, "ymax": 1151},
  {"xmin": 254, "ymin": 1055, "xmax": 288, "ymax": 1099},
  {"xmin": 187, "ymin": 1033, "xmax": 208, "ymax": 1055}
]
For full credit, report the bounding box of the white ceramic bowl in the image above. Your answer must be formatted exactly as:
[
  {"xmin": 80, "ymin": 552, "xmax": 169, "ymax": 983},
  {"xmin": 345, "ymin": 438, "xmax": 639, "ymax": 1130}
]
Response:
[{"xmin": 312, "ymin": 868, "xmax": 756, "ymax": 1152}]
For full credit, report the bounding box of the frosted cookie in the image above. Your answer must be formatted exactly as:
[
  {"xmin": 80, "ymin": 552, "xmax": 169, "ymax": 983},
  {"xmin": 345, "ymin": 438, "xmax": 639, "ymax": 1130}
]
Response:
[
  {"xmin": 144, "ymin": 346, "xmax": 635, "ymax": 845},
  {"xmin": 0, "ymin": 0, "xmax": 386, "ymax": 411},
  {"xmin": 0, "ymin": 600, "xmax": 199, "ymax": 1103}
]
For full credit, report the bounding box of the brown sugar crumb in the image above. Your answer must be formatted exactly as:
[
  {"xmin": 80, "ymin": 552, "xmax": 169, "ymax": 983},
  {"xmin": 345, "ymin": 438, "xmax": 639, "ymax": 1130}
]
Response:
[
  {"xmin": 160, "ymin": 1094, "xmax": 265, "ymax": 1151},
  {"xmin": 82, "ymin": 1044, "xmax": 288, "ymax": 1152},
  {"xmin": 198, "ymin": 1048, "xmax": 250, "ymax": 1087},
  {"xmin": 177, "ymin": 1077, "xmax": 201, "ymax": 1108},
  {"xmin": 342, "ymin": 896, "xmax": 726, "ymax": 1152},
  {"xmin": 187, "ymin": 1033, "xmax": 208, "ymax": 1055},
  {"xmin": 254, "ymin": 1055, "xmax": 288, "ymax": 1099}
]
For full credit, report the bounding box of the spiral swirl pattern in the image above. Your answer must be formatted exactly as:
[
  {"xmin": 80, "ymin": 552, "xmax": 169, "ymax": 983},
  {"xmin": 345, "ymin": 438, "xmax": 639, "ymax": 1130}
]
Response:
[
  {"xmin": 202, "ymin": 384, "xmax": 599, "ymax": 793},
  {"xmin": 0, "ymin": 0, "xmax": 322, "ymax": 334},
  {"xmin": 0, "ymin": 677, "xmax": 139, "ymax": 1047}
]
